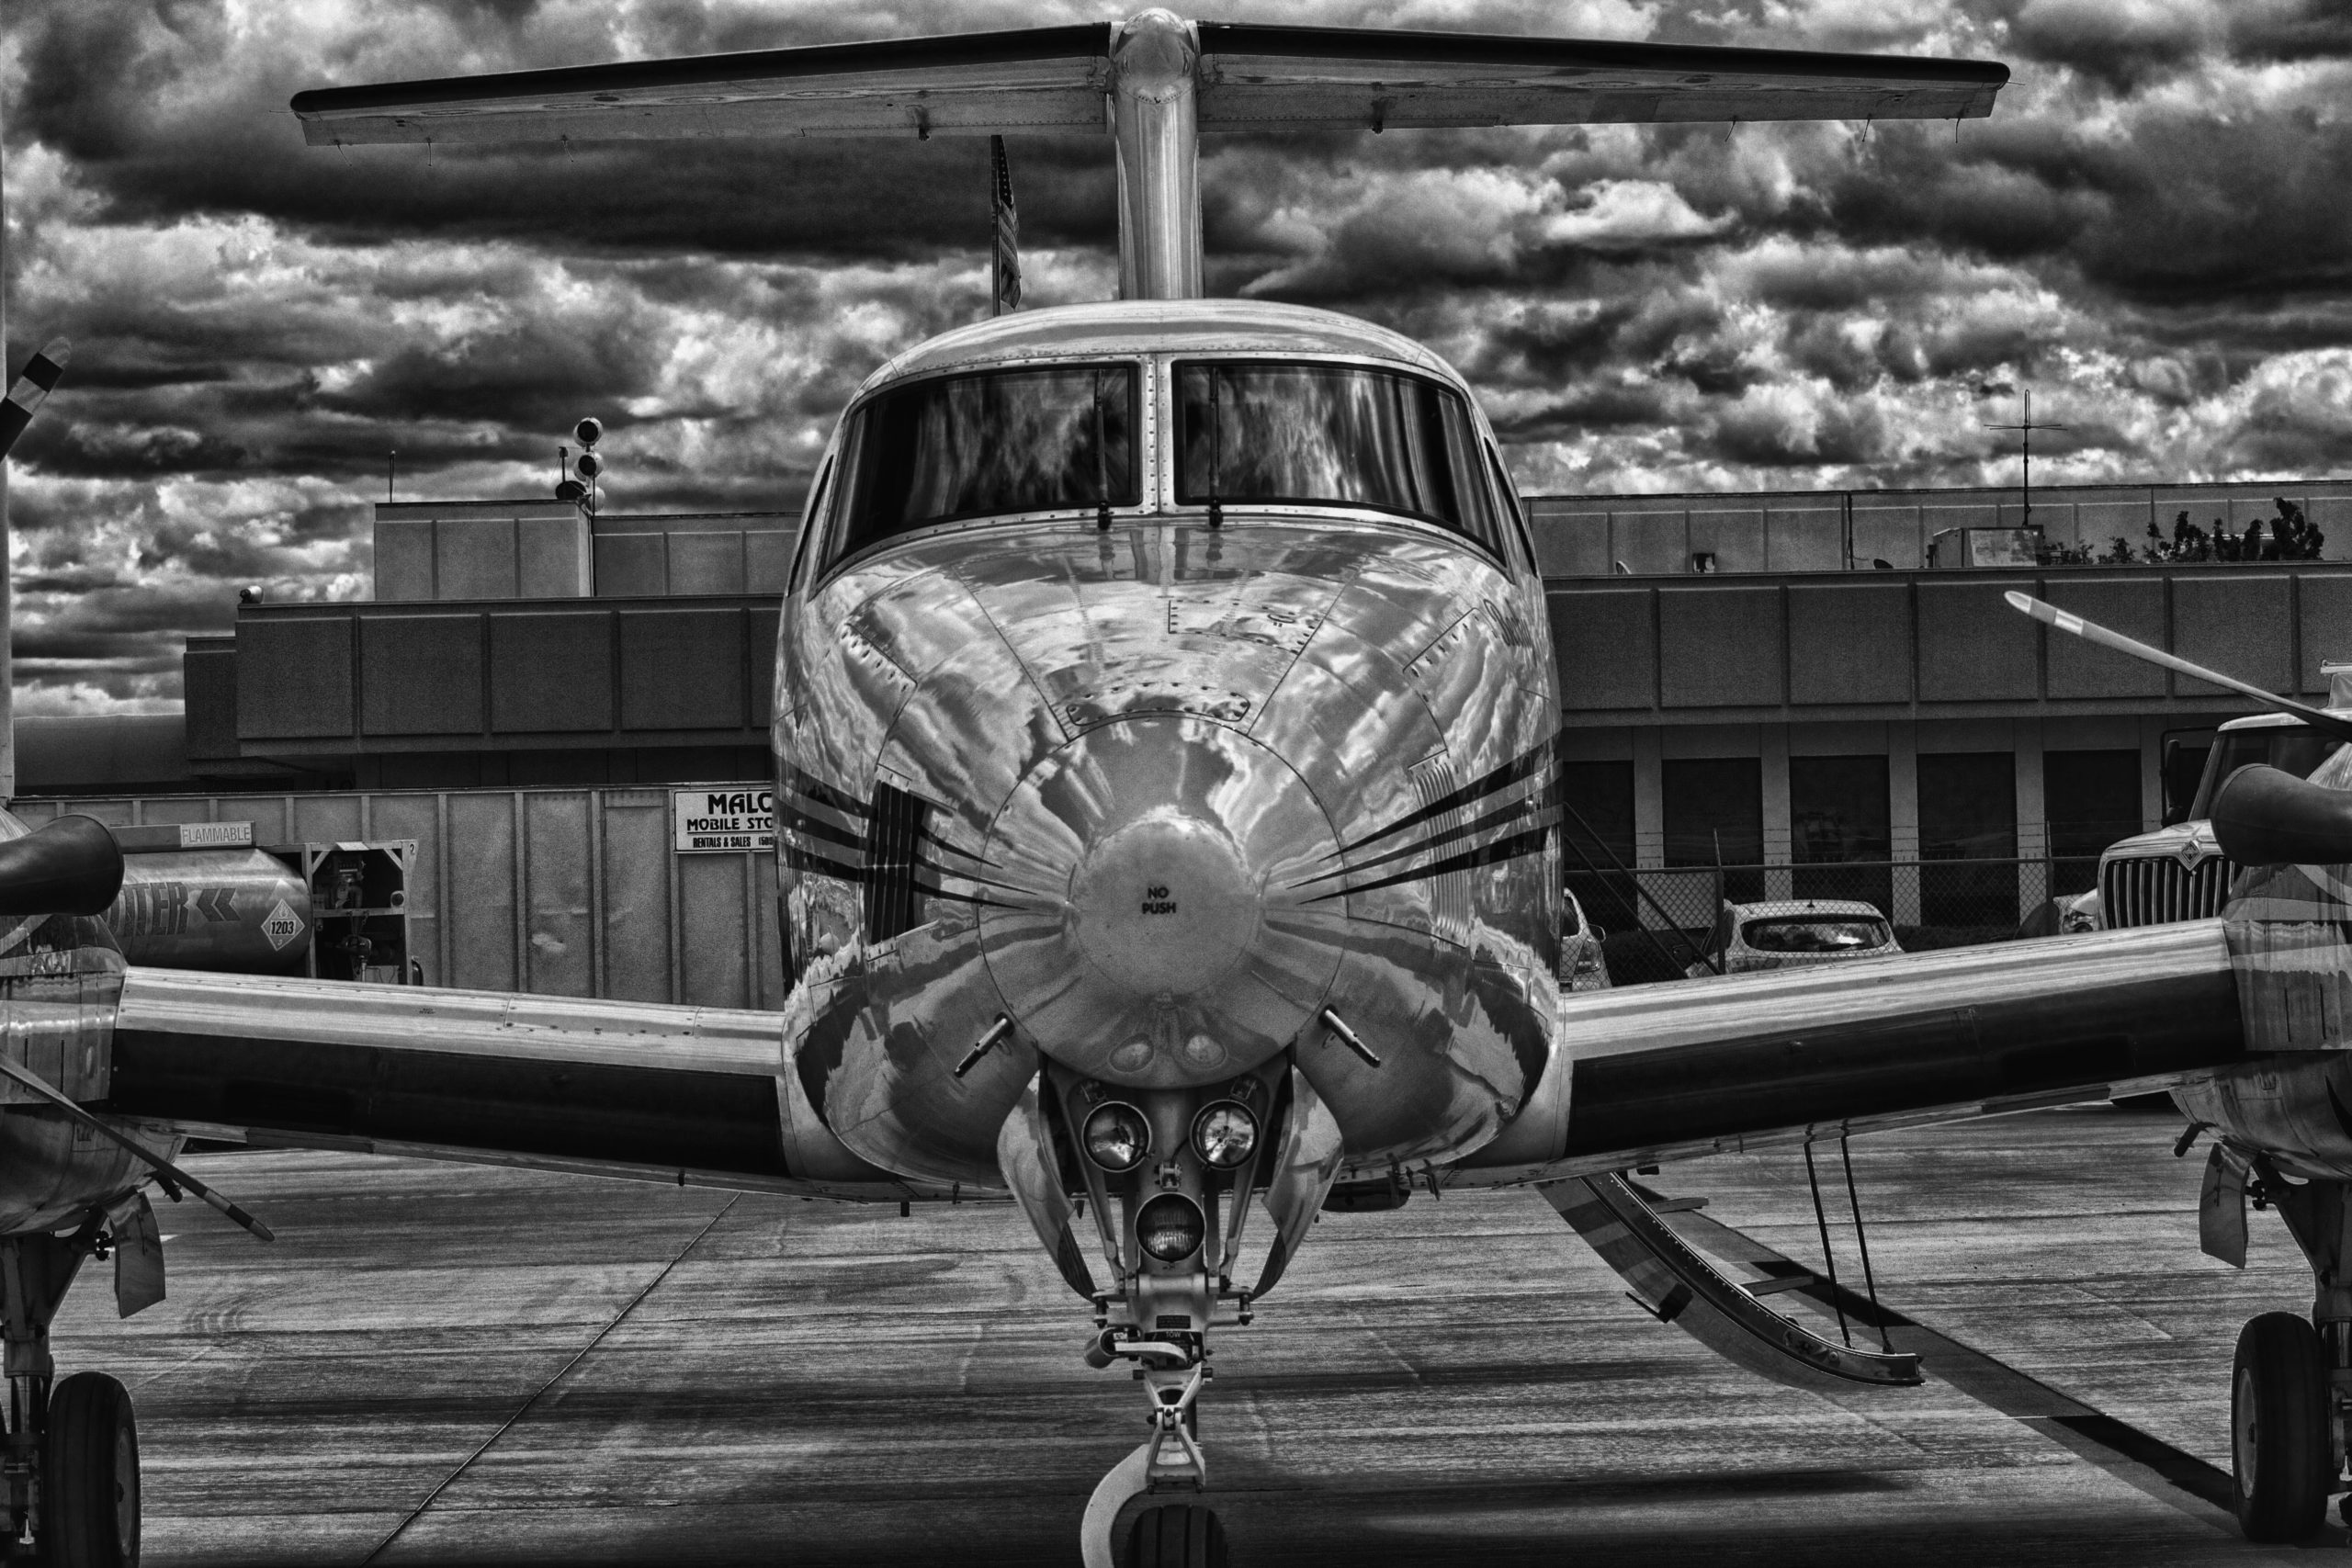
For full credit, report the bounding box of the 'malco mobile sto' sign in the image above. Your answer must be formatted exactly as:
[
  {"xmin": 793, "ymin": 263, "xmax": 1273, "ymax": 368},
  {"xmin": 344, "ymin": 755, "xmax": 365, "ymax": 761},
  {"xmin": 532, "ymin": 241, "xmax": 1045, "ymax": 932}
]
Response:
[{"xmin": 672, "ymin": 788, "xmax": 776, "ymax": 852}]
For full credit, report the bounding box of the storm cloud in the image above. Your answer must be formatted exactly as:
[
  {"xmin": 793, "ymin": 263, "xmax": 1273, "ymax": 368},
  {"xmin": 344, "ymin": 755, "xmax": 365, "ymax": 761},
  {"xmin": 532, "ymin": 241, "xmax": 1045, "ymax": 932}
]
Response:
[{"xmin": 1, "ymin": 0, "xmax": 2347, "ymax": 708}]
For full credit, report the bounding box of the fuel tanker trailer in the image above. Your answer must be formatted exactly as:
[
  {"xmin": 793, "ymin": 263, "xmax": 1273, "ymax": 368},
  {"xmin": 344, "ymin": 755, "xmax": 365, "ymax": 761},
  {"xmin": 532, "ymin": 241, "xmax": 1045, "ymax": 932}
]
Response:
[
  {"xmin": 104, "ymin": 848, "xmax": 312, "ymax": 976},
  {"xmin": 82, "ymin": 826, "xmax": 413, "ymax": 981}
]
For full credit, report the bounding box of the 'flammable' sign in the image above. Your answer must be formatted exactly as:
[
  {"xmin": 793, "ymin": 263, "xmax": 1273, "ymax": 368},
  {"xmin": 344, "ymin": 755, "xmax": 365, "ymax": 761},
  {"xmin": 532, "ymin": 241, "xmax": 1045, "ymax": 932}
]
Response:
[{"xmin": 672, "ymin": 787, "xmax": 776, "ymax": 852}]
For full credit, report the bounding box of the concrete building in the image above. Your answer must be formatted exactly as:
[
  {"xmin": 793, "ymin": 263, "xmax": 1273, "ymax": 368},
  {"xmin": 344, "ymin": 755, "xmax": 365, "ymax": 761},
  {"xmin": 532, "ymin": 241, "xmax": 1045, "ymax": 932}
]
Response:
[
  {"xmin": 1529, "ymin": 477, "xmax": 2352, "ymax": 927},
  {"xmin": 16, "ymin": 474, "xmax": 2345, "ymax": 940}
]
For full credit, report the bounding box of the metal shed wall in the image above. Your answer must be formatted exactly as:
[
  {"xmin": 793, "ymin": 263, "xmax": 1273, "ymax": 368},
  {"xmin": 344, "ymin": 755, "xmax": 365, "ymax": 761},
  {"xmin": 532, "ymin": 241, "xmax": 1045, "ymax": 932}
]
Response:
[{"xmin": 12, "ymin": 785, "xmax": 785, "ymax": 1010}]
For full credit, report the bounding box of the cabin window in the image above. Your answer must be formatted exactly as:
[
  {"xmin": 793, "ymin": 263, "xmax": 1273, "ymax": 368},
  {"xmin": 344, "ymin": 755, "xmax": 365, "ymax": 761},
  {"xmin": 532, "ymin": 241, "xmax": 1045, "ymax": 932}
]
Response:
[
  {"xmin": 829, "ymin": 363, "xmax": 1139, "ymax": 568},
  {"xmin": 1173, "ymin": 360, "xmax": 1505, "ymax": 556}
]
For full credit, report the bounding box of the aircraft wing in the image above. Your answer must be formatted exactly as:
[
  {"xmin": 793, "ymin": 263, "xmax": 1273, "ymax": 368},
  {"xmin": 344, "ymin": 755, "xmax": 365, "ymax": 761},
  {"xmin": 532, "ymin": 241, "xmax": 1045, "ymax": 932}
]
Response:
[
  {"xmin": 103, "ymin": 967, "xmax": 809, "ymax": 1190},
  {"xmin": 98, "ymin": 921, "xmax": 2245, "ymax": 1197},
  {"xmin": 289, "ymin": 21, "xmax": 2003, "ymax": 147},
  {"xmin": 1519, "ymin": 919, "xmax": 2243, "ymax": 1179}
]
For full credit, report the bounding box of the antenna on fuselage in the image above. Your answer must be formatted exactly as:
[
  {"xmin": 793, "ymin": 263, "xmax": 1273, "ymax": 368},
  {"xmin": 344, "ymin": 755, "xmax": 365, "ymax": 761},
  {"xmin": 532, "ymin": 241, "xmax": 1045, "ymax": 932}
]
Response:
[{"xmin": 289, "ymin": 14, "xmax": 2007, "ymax": 306}]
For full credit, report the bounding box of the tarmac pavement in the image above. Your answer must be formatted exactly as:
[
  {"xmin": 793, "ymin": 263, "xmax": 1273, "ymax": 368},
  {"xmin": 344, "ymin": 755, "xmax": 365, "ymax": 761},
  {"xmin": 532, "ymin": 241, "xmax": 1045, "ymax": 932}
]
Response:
[{"xmin": 49, "ymin": 1102, "xmax": 2324, "ymax": 1566}]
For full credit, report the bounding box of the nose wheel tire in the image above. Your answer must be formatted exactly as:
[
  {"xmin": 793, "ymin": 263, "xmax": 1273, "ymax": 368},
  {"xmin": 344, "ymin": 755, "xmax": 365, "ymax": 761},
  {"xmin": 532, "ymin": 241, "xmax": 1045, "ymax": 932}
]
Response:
[
  {"xmin": 1125, "ymin": 1502, "xmax": 1227, "ymax": 1568},
  {"xmin": 44, "ymin": 1371, "xmax": 139, "ymax": 1568},
  {"xmin": 2232, "ymin": 1312, "xmax": 2332, "ymax": 1542}
]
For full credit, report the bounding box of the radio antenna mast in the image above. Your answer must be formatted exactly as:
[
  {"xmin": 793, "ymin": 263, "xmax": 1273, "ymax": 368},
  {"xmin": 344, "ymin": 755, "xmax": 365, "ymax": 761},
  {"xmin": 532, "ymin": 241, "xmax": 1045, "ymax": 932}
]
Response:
[{"xmin": 1984, "ymin": 390, "xmax": 2071, "ymax": 532}]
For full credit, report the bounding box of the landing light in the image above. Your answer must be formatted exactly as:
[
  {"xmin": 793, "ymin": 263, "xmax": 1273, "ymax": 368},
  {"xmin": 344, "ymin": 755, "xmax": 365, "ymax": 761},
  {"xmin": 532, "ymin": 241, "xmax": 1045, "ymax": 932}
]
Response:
[
  {"xmin": 1192, "ymin": 1101, "xmax": 1258, "ymax": 1168},
  {"xmin": 1136, "ymin": 1193, "xmax": 1205, "ymax": 1262},
  {"xmin": 1083, "ymin": 1102, "xmax": 1151, "ymax": 1171}
]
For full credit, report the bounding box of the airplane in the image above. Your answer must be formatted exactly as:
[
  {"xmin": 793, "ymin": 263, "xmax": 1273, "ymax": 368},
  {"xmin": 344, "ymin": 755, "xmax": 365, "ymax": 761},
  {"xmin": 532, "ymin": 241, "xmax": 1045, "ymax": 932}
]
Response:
[{"xmin": 0, "ymin": 10, "xmax": 2346, "ymax": 1566}]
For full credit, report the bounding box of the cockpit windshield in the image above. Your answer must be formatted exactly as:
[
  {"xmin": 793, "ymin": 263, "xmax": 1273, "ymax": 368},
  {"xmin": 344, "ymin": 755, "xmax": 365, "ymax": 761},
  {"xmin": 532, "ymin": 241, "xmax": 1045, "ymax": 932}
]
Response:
[
  {"xmin": 829, "ymin": 364, "xmax": 1138, "ymax": 568},
  {"xmin": 1174, "ymin": 360, "xmax": 1507, "ymax": 556}
]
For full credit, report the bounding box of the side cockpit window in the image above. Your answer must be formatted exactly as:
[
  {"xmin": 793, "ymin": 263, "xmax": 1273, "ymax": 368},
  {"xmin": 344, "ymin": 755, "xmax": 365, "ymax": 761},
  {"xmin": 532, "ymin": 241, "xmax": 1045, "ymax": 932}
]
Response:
[
  {"xmin": 1173, "ymin": 359, "xmax": 1505, "ymax": 558},
  {"xmin": 786, "ymin": 457, "xmax": 833, "ymax": 592},
  {"xmin": 828, "ymin": 364, "xmax": 1138, "ymax": 570},
  {"xmin": 1484, "ymin": 445, "xmax": 1537, "ymax": 571}
]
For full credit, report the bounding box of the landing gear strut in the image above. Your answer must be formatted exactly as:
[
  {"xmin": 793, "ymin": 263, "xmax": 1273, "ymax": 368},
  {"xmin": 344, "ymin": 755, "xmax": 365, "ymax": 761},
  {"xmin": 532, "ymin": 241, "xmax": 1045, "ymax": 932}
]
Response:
[{"xmin": 0, "ymin": 1234, "xmax": 139, "ymax": 1566}]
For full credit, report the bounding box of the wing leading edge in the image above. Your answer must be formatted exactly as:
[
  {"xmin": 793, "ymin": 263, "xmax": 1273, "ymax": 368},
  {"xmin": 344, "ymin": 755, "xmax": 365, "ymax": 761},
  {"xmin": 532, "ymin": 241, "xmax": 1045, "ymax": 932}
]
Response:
[
  {"xmin": 105, "ymin": 923, "xmax": 2247, "ymax": 1199},
  {"xmin": 102, "ymin": 967, "xmax": 824, "ymax": 1192},
  {"xmin": 1471, "ymin": 919, "xmax": 2248, "ymax": 1181}
]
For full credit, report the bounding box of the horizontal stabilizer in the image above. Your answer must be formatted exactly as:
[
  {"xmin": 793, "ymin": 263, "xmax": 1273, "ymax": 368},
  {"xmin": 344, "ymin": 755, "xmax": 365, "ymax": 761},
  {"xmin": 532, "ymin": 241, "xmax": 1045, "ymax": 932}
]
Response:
[
  {"xmin": 1194, "ymin": 23, "xmax": 2006, "ymax": 130},
  {"xmin": 1544, "ymin": 1170, "xmax": 1922, "ymax": 1391},
  {"xmin": 291, "ymin": 25, "xmax": 1113, "ymax": 145},
  {"xmin": 291, "ymin": 17, "xmax": 2004, "ymax": 147}
]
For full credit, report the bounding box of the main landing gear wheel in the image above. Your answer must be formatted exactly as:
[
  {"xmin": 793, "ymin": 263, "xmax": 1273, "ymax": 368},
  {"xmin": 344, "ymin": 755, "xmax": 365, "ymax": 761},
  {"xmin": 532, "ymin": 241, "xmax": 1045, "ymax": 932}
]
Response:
[
  {"xmin": 1125, "ymin": 1502, "xmax": 1227, "ymax": 1568},
  {"xmin": 45, "ymin": 1371, "xmax": 138, "ymax": 1568},
  {"xmin": 2232, "ymin": 1312, "xmax": 2332, "ymax": 1542}
]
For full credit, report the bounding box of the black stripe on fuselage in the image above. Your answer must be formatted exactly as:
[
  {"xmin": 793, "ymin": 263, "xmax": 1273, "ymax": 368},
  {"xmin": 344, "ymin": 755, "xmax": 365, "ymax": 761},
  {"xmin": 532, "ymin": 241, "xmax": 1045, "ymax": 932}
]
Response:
[
  {"xmin": 782, "ymin": 807, "xmax": 866, "ymax": 854},
  {"xmin": 1306, "ymin": 824, "xmax": 1553, "ymax": 903},
  {"xmin": 1333, "ymin": 732, "xmax": 1562, "ymax": 855},
  {"xmin": 1297, "ymin": 777, "xmax": 1559, "ymax": 887},
  {"xmin": 781, "ymin": 772, "xmax": 1009, "ymax": 931},
  {"xmin": 784, "ymin": 766, "xmax": 871, "ymax": 820}
]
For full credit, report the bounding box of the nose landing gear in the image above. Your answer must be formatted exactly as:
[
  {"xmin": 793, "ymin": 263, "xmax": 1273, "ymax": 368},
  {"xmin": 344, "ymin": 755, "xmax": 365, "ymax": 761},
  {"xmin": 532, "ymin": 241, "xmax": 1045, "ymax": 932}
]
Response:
[
  {"xmin": 1046, "ymin": 1067, "xmax": 1299, "ymax": 1568},
  {"xmin": 1080, "ymin": 1350, "xmax": 1222, "ymax": 1568}
]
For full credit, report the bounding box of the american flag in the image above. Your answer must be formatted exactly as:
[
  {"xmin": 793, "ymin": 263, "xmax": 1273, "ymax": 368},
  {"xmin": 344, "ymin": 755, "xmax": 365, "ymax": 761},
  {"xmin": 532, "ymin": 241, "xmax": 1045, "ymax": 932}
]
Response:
[{"xmin": 990, "ymin": 135, "xmax": 1022, "ymax": 316}]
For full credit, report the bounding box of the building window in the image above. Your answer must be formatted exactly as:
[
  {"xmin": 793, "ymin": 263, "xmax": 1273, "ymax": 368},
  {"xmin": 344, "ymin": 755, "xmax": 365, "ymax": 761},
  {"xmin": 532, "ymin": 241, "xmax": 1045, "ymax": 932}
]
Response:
[
  {"xmin": 1663, "ymin": 756, "xmax": 1762, "ymax": 902},
  {"xmin": 1791, "ymin": 754, "xmax": 1892, "ymax": 912},
  {"xmin": 1559, "ymin": 759, "xmax": 1637, "ymax": 932},
  {"xmin": 1557, "ymin": 761, "xmax": 1635, "ymax": 869},
  {"xmin": 2044, "ymin": 749, "xmax": 2142, "ymax": 893},
  {"xmin": 1918, "ymin": 751, "xmax": 2016, "ymax": 931}
]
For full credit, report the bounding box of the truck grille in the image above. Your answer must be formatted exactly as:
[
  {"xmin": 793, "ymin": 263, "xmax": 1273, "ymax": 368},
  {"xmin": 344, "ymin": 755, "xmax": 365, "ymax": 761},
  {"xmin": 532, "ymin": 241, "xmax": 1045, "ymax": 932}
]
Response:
[{"xmin": 2099, "ymin": 854, "xmax": 2237, "ymax": 928}]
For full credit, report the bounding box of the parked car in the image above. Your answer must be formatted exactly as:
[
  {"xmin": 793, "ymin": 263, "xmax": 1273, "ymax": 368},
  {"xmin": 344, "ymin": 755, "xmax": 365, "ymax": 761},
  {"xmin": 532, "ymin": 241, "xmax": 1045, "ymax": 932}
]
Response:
[
  {"xmin": 1560, "ymin": 888, "xmax": 1613, "ymax": 992},
  {"xmin": 1684, "ymin": 898, "xmax": 1902, "ymax": 978},
  {"xmin": 2018, "ymin": 888, "xmax": 2101, "ymax": 938}
]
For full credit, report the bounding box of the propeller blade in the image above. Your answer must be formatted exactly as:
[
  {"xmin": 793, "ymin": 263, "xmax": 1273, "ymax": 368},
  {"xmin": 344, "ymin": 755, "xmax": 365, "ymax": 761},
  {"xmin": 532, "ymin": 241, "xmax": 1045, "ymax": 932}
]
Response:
[
  {"xmin": 2005, "ymin": 591, "xmax": 2352, "ymax": 749},
  {"xmin": 0, "ymin": 815, "xmax": 123, "ymax": 918},
  {"xmin": 0, "ymin": 338, "xmax": 70, "ymax": 462},
  {"xmin": 2211, "ymin": 763, "xmax": 2352, "ymax": 866}
]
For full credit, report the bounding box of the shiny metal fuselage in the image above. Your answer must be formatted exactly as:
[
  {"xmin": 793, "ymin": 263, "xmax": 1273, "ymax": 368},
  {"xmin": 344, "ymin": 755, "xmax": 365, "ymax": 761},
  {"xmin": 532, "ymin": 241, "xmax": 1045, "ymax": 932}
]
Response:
[{"xmin": 773, "ymin": 301, "xmax": 1562, "ymax": 1190}]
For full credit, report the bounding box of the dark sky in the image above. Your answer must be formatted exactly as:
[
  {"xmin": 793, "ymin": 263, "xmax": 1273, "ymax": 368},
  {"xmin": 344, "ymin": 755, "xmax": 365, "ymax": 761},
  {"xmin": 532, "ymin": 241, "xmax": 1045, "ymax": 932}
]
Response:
[{"xmin": 2, "ymin": 0, "xmax": 2348, "ymax": 710}]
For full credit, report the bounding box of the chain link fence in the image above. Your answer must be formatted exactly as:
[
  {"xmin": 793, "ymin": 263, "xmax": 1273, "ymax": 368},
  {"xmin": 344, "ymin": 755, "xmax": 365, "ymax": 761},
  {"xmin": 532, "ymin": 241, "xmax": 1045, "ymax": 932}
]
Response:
[{"xmin": 1568, "ymin": 857, "xmax": 2100, "ymax": 985}]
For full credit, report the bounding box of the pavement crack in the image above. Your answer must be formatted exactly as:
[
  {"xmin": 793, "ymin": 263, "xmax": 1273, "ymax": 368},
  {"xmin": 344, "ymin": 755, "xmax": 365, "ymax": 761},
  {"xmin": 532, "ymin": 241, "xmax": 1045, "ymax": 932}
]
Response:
[{"xmin": 358, "ymin": 1195, "xmax": 740, "ymax": 1565}]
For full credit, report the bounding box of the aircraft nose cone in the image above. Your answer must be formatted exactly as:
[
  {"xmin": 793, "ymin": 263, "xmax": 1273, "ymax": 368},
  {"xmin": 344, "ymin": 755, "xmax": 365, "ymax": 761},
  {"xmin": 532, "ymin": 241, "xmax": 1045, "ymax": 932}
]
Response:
[
  {"xmin": 1068, "ymin": 808, "xmax": 1262, "ymax": 998},
  {"xmin": 978, "ymin": 716, "xmax": 1349, "ymax": 1089}
]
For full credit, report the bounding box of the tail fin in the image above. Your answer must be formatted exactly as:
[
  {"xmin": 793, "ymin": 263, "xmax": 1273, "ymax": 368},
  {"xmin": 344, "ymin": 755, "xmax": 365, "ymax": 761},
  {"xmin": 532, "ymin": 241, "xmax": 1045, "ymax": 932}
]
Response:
[{"xmin": 291, "ymin": 9, "xmax": 2007, "ymax": 300}]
